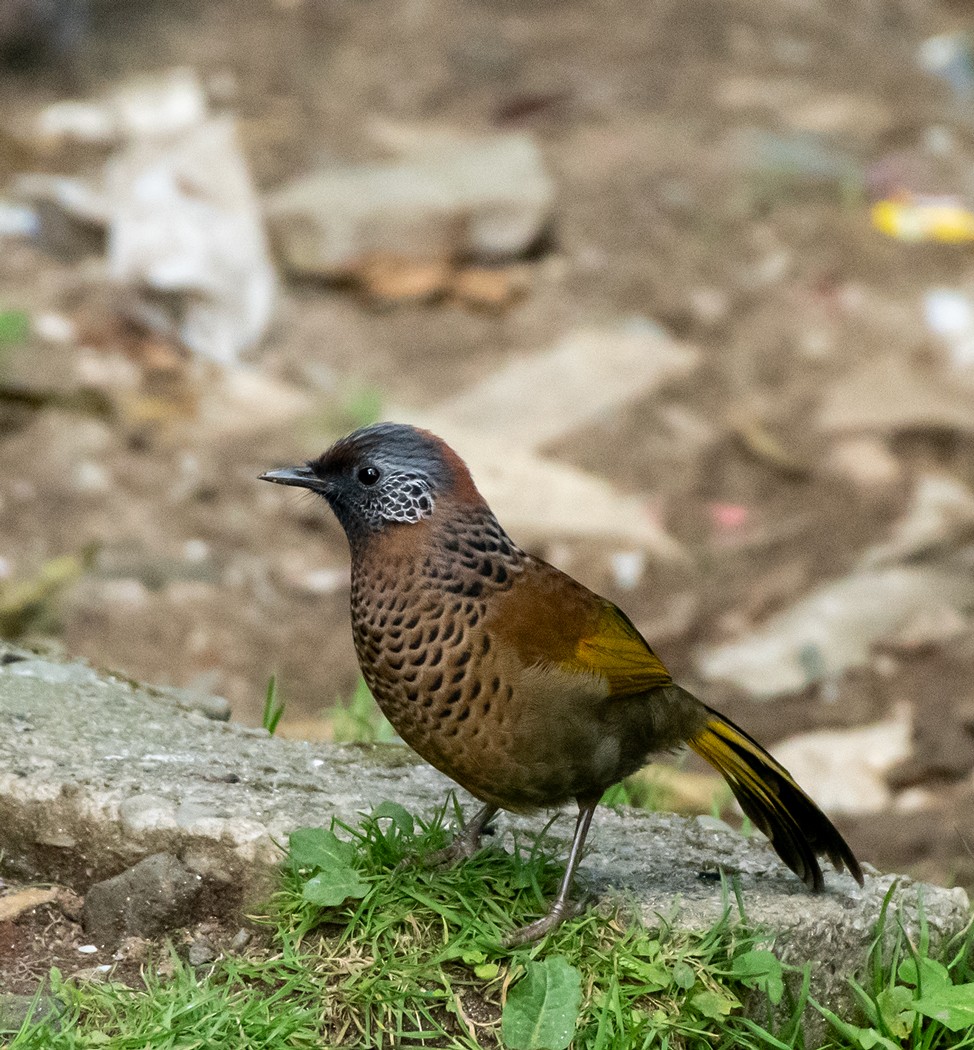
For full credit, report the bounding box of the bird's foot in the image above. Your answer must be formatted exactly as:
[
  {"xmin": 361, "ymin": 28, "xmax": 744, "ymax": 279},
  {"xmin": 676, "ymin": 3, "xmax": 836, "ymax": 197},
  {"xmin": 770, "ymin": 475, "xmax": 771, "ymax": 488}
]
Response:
[
  {"xmin": 397, "ymin": 802, "xmax": 498, "ymax": 872},
  {"xmin": 502, "ymin": 897, "xmax": 587, "ymax": 948},
  {"xmin": 421, "ymin": 819, "xmax": 494, "ymax": 868}
]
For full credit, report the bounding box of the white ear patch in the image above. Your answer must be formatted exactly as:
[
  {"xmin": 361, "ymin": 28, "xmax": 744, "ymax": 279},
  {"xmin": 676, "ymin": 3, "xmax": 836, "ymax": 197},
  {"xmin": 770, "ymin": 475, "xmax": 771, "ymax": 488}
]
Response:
[{"xmin": 373, "ymin": 471, "xmax": 436, "ymax": 525}]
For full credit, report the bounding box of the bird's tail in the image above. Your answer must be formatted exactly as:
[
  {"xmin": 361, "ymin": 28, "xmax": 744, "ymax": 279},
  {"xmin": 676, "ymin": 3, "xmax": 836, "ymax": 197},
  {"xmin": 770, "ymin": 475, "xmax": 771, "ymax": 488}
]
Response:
[{"xmin": 688, "ymin": 706, "xmax": 863, "ymax": 890}]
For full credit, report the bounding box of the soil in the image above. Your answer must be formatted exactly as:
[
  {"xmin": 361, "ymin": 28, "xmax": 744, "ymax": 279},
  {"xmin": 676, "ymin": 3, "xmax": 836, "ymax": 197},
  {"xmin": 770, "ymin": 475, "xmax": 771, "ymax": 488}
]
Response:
[
  {"xmin": 0, "ymin": 881, "xmax": 254, "ymax": 1001},
  {"xmin": 2, "ymin": 0, "xmax": 974, "ymax": 996}
]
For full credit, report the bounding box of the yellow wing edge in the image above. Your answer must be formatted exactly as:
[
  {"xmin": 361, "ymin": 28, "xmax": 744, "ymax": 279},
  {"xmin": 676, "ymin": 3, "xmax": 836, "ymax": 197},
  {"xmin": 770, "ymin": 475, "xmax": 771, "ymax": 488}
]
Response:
[{"xmin": 572, "ymin": 602, "xmax": 673, "ymax": 696}]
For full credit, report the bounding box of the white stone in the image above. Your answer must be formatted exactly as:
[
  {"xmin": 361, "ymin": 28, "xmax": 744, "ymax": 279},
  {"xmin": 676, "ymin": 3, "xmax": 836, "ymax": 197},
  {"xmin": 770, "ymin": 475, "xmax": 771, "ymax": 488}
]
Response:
[
  {"xmin": 697, "ymin": 565, "xmax": 974, "ymax": 697},
  {"xmin": 422, "ymin": 318, "xmax": 697, "ymax": 451},
  {"xmin": 771, "ymin": 710, "xmax": 912, "ymax": 816},
  {"xmin": 267, "ymin": 131, "xmax": 555, "ymax": 274}
]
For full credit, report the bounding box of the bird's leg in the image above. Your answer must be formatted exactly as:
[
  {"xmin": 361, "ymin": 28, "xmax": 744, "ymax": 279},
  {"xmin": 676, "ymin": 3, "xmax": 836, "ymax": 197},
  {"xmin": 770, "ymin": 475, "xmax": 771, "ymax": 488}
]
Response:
[
  {"xmin": 503, "ymin": 797, "xmax": 598, "ymax": 947},
  {"xmin": 422, "ymin": 802, "xmax": 499, "ymax": 867}
]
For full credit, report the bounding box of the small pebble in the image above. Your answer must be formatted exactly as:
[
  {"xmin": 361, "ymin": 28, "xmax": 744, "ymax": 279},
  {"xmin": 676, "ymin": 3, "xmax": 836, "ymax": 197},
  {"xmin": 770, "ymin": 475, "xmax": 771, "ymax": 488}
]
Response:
[
  {"xmin": 609, "ymin": 550, "xmax": 645, "ymax": 591},
  {"xmin": 229, "ymin": 928, "xmax": 252, "ymax": 952},
  {"xmin": 183, "ymin": 539, "xmax": 210, "ymax": 563},
  {"xmin": 188, "ymin": 936, "xmax": 217, "ymax": 966},
  {"xmin": 74, "ymin": 461, "xmax": 111, "ymax": 493},
  {"xmin": 77, "ymin": 944, "xmax": 98, "ymax": 954},
  {"xmin": 70, "ymin": 964, "xmax": 112, "ymax": 983},
  {"xmin": 34, "ymin": 312, "xmax": 76, "ymax": 344}
]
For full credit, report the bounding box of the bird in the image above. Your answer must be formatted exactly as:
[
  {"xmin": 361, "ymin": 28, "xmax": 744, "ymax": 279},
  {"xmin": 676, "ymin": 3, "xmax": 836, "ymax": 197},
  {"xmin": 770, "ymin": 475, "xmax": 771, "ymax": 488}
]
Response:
[{"xmin": 261, "ymin": 422, "xmax": 864, "ymax": 944}]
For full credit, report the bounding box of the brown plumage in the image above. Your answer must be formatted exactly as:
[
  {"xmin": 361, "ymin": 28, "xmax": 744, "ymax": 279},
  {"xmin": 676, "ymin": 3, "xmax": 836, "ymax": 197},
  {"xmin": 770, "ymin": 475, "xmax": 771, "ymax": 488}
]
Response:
[{"xmin": 261, "ymin": 422, "xmax": 864, "ymax": 943}]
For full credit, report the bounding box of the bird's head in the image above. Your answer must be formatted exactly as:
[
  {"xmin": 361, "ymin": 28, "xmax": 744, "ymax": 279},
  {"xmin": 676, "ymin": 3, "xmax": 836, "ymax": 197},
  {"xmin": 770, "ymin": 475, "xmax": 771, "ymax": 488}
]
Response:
[{"xmin": 260, "ymin": 422, "xmax": 483, "ymax": 541}]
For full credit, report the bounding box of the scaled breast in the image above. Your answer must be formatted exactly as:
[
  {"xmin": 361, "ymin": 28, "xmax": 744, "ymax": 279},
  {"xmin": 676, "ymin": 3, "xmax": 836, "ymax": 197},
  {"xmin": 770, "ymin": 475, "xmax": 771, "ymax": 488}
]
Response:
[{"xmin": 348, "ymin": 513, "xmax": 524, "ymax": 771}]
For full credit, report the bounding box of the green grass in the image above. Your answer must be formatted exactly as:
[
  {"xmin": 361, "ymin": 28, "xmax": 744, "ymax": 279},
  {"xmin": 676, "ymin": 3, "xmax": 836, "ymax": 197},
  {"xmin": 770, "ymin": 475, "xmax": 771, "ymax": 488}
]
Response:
[
  {"xmin": 261, "ymin": 675, "xmax": 286, "ymax": 736},
  {"xmin": 9, "ymin": 681, "xmax": 972, "ymax": 1047},
  {"xmin": 813, "ymin": 884, "xmax": 974, "ymax": 1050},
  {"xmin": 329, "ymin": 676, "xmax": 397, "ymax": 744},
  {"xmin": 5, "ymin": 802, "xmax": 796, "ymax": 1049},
  {"xmin": 0, "ymin": 308, "xmax": 29, "ymax": 346},
  {"xmin": 8, "ymin": 799, "xmax": 974, "ymax": 1049}
]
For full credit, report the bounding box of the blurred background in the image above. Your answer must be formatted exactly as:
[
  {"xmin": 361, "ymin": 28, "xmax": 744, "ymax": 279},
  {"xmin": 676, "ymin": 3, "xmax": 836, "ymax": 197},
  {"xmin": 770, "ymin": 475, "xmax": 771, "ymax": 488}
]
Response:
[{"xmin": 2, "ymin": 0, "xmax": 974, "ymax": 894}]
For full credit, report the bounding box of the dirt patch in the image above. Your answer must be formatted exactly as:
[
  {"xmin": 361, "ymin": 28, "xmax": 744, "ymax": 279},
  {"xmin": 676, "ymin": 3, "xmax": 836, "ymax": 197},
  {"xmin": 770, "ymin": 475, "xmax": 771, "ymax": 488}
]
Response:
[
  {"xmin": 0, "ymin": 891, "xmax": 108, "ymax": 996},
  {"xmin": 0, "ymin": 878, "xmax": 260, "ymax": 1006}
]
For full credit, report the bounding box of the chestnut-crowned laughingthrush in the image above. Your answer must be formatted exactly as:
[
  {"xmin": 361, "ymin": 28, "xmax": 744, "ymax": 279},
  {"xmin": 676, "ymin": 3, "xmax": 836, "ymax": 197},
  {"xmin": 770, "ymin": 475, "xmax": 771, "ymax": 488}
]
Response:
[{"xmin": 261, "ymin": 422, "xmax": 863, "ymax": 944}]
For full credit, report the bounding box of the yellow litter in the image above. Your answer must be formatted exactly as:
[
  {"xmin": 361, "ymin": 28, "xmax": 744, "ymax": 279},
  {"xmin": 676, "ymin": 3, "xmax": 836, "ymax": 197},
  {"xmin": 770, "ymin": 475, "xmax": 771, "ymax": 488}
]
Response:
[{"xmin": 872, "ymin": 195, "xmax": 974, "ymax": 243}]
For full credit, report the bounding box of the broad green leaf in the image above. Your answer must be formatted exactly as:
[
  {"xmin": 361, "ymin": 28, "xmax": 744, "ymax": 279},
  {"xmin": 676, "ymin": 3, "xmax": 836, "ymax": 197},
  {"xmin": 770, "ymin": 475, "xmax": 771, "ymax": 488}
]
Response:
[
  {"xmin": 501, "ymin": 956, "xmax": 582, "ymax": 1050},
  {"xmin": 288, "ymin": 827, "xmax": 355, "ymax": 872},
  {"xmin": 691, "ymin": 988, "xmax": 739, "ymax": 1019},
  {"xmin": 914, "ymin": 982, "xmax": 974, "ymax": 1032},
  {"xmin": 302, "ymin": 867, "xmax": 370, "ymax": 907},
  {"xmin": 639, "ymin": 961, "xmax": 672, "ymax": 991},
  {"xmin": 475, "ymin": 962, "xmax": 500, "ymax": 980},
  {"xmin": 876, "ymin": 985, "xmax": 915, "ymax": 1039},
  {"xmin": 729, "ymin": 949, "xmax": 785, "ymax": 1005},
  {"xmin": 671, "ymin": 960, "xmax": 696, "ymax": 990},
  {"xmin": 898, "ymin": 956, "xmax": 950, "ymax": 996},
  {"xmin": 371, "ymin": 800, "xmax": 415, "ymax": 836}
]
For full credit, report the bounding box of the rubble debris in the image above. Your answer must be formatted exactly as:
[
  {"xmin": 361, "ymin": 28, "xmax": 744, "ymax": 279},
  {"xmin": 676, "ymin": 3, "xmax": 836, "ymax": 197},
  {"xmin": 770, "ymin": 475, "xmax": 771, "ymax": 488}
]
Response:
[
  {"xmin": 697, "ymin": 565, "xmax": 974, "ymax": 698},
  {"xmin": 82, "ymin": 853, "xmax": 203, "ymax": 947},
  {"xmin": 266, "ymin": 131, "xmax": 555, "ymax": 280}
]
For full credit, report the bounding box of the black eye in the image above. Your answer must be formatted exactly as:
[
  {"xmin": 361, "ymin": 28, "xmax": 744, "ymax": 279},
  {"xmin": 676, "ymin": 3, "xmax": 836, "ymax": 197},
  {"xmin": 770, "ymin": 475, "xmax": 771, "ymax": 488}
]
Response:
[{"xmin": 357, "ymin": 466, "xmax": 381, "ymax": 486}]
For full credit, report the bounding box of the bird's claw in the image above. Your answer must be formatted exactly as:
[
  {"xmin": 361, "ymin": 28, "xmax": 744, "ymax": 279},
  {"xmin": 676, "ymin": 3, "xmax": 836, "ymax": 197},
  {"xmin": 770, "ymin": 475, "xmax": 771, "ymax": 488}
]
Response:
[
  {"xmin": 395, "ymin": 818, "xmax": 494, "ymax": 872},
  {"xmin": 502, "ymin": 897, "xmax": 587, "ymax": 947}
]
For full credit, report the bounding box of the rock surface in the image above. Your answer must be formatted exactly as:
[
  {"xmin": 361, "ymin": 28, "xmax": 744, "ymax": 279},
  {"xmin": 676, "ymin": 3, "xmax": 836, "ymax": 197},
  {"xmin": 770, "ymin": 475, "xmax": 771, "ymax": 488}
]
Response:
[
  {"xmin": 266, "ymin": 131, "xmax": 555, "ymax": 276},
  {"xmin": 0, "ymin": 643, "xmax": 969, "ymax": 1023},
  {"xmin": 82, "ymin": 852, "xmax": 202, "ymax": 946}
]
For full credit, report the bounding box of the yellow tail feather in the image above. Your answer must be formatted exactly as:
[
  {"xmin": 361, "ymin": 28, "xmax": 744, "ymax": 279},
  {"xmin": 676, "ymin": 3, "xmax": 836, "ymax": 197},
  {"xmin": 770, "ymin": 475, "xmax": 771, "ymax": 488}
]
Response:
[{"xmin": 688, "ymin": 707, "xmax": 863, "ymax": 890}]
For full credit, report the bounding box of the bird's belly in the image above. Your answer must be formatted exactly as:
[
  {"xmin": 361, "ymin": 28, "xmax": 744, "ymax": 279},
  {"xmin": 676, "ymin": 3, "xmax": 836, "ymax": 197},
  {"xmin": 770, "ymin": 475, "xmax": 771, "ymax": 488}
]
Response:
[{"xmin": 360, "ymin": 637, "xmax": 629, "ymax": 810}]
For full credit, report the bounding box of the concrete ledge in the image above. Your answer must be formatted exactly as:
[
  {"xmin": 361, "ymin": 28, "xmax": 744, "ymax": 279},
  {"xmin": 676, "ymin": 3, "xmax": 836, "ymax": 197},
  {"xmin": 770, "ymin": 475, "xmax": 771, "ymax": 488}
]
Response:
[{"xmin": 0, "ymin": 643, "xmax": 969, "ymax": 1018}]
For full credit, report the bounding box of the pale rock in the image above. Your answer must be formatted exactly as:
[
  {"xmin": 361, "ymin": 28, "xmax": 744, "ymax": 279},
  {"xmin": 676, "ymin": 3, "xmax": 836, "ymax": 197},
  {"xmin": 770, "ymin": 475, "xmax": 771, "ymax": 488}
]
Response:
[
  {"xmin": 16, "ymin": 117, "xmax": 276, "ymax": 366},
  {"xmin": 697, "ymin": 565, "xmax": 974, "ymax": 697},
  {"xmin": 37, "ymin": 67, "xmax": 208, "ymax": 146},
  {"xmin": 819, "ymin": 355, "xmax": 974, "ymax": 435},
  {"xmin": 106, "ymin": 117, "xmax": 275, "ymax": 366},
  {"xmin": 824, "ymin": 436, "xmax": 901, "ymax": 490},
  {"xmin": 861, "ymin": 472, "xmax": 974, "ymax": 566},
  {"xmin": 266, "ymin": 131, "xmax": 555, "ymax": 276},
  {"xmin": 420, "ymin": 318, "xmax": 698, "ymax": 452},
  {"xmin": 74, "ymin": 350, "xmax": 141, "ymax": 395},
  {"xmin": 894, "ymin": 787, "xmax": 938, "ymax": 813},
  {"xmin": 194, "ymin": 366, "xmax": 312, "ymax": 436},
  {"xmin": 770, "ymin": 710, "xmax": 913, "ymax": 815},
  {"xmin": 427, "ymin": 431, "xmax": 685, "ymax": 557},
  {"xmin": 884, "ymin": 604, "xmax": 969, "ymax": 652},
  {"xmin": 396, "ymin": 321, "xmax": 696, "ymax": 558}
]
